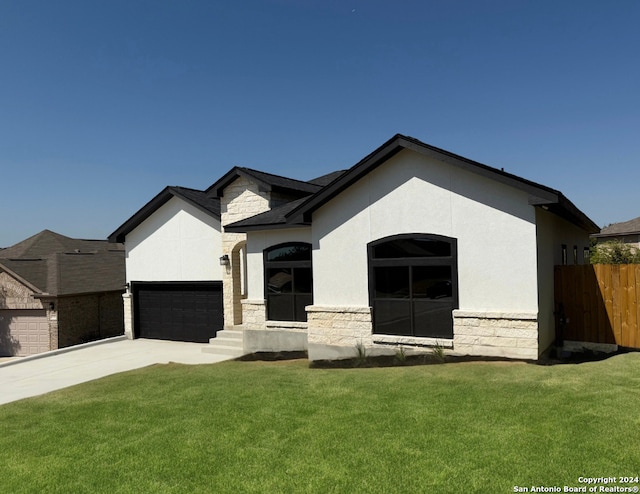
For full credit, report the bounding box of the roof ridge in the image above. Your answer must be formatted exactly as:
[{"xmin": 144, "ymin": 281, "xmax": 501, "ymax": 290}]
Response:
[
  {"xmin": 169, "ymin": 185, "xmax": 207, "ymax": 193},
  {"xmin": 281, "ymin": 133, "xmax": 598, "ymax": 234},
  {"xmin": 238, "ymin": 166, "xmax": 320, "ymax": 186}
]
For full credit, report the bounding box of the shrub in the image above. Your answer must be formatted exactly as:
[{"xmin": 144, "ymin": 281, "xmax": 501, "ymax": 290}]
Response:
[{"xmin": 590, "ymin": 240, "xmax": 640, "ymax": 264}]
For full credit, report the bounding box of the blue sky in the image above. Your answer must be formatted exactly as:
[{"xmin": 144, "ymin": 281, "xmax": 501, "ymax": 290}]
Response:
[{"xmin": 1, "ymin": 0, "xmax": 638, "ymax": 247}]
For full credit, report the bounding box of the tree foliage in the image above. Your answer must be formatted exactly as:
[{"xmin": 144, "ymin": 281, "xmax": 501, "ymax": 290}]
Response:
[{"xmin": 590, "ymin": 239, "xmax": 640, "ymax": 264}]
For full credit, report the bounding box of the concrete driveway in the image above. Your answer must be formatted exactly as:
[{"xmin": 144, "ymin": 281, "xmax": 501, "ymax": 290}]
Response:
[{"xmin": 0, "ymin": 337, "xmax": 234, "ymax": 405}]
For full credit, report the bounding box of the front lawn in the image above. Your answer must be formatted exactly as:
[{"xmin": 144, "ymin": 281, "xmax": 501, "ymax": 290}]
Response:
[{"xmin": 2, "ymin": 354, "xmax": 640, "ymax": 493}]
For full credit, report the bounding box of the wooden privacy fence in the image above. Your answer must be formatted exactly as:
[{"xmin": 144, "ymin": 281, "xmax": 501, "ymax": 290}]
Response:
[{"xmin": 554, "ymin": 264, "xmax": 640, "ymax": 349}]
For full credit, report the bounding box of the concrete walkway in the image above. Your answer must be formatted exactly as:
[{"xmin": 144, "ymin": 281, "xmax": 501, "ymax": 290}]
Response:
[{"xmin": 0, "ymin": 337, "xmax": 233, "ymax": 405}]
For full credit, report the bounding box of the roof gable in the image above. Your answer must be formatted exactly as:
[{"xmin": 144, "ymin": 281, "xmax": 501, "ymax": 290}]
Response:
[
  {"xmin": 108, "ymin": 186, "xmax": 220, "ymax": 243},
  {"xmin": 205, "ymin": 167, "xmax": 321, "ymax": 198},
  {"xmin": 284, "ymin": 134, "xmax": 599, "ymax": 234}
]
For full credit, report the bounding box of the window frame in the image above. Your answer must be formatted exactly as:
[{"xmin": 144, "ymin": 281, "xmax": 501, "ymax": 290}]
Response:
[
  {"xmin": 367, "ymin": 234, "xmax": 458, "ymax": 338},
  {"xmin": 263, "ymin": 242, "xmax": 313, "ymax": 322}
]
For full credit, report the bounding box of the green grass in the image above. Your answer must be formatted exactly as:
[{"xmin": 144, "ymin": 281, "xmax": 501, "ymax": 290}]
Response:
[{"xmin": 1, "ymin": 354, "xmax": 640, "ymax": 493}]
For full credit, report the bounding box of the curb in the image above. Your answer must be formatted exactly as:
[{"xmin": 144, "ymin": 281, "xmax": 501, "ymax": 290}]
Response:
[{"xmin": 0, "ymin": 335, "xmax": 128, "ymax": 369}]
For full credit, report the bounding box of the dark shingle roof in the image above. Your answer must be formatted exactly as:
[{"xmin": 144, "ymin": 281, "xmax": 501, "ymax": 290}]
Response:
[
  {"xmin": 1, "ymin": 230, "xmax": 123, "ymax": 258},
  {"xmin": 170, "ymin": 186, "xmax": 221, "ymax": 217},
  {"xmin": 224, "ymin": 134, "xmax": 598, "ymax": 234},
  {"xmin": 224, "ymin": 198, "xmax": 310, "ymax": 232},
  {"xmin": 205, "ymin": 167, "xmax": 322, "ymax": 197},
  {"xmin": 593, "ymin": 216, "xmax": 640, "ymax": 237},
  {"xmin": 0, "ymin": 231, "xmax": 125, "ymax": 295},
  {"xmin": 0, "ymin": 259, "xmax": 48, "ymax": 292},
  {"xmin": 307, "ymin": 170, "xmax": 347, "ymax": 187},
  {"xmin": 53, "ymin": 251, "xmax": 125, "ymax": 295},
  {"xmin": 284, "ymin": 134, "xmax": 599, "ymax": 234}
]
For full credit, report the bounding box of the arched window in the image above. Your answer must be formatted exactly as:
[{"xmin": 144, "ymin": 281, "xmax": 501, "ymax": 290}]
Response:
[
  {"xmin": 264, "ymin": 243, "xmax": 313, "ymax": 322},
  {"xmin": 368, "ymin": 234, "xmax": 458, "ymax": 338}
]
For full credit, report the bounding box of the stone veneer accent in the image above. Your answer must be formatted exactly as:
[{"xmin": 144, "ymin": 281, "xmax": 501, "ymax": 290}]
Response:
[
  {"xmin": 0, "ymin": 271, "xmax": 43, "ymax": 309},
  {"xmin": 241, "ymin": 299, "xmax": 267, "ymax": 330},
  {"xmin": 221, "ymin": 176, "xmax": 271, "ymax": 327},
  {"xmin": 239, "ymin": 299, "xmax": 309, "ymax": 353},
  {"xmin": 305, "ymin": 305, "xmax": 539, "ymax": 361},
  {"xmin": 453, "ymin": 310, "xmax": 539, "ymax": 360},
  {"xmin": 220, "ymin": 177, "xmax": 271, "ymax": 226},
  {"xmin": 122, "ymin": 292, "xmax": 133, "ymax": 339},
  {"xmin": 306, "ymin": 305, "xmax": 373, "ymax": 347},
  {"xmin": 241, "ymin": 298, "xmax": 308, "ymax": 334}
]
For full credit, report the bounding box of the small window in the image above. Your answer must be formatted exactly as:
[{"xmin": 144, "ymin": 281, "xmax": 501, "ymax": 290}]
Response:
[
  {"xmin": 264, "ymin": 243, "xmax": 312, "ymax": 322},
  {"xmin": 561, "ymin": 245, "xmax": 567, "ymax": 265},
  {"xmin": 573, "ymin": 245, "xmax": 578, "ymax": 265},
  {"xmin": 583, "ymin": 247, "xmax": 590, "ymax": 264}
]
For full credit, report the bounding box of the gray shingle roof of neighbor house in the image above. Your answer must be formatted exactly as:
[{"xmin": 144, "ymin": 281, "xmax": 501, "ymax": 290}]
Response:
[
  {"xmin": 1, "ymin": 229, "xmax": 123, "ymax": 258},
  {"xmin": 225, "ymin": 134, "xmax": 599, "ymax": 234},
  {"xmin": 108, "ymin": 186, "xmax": 221, "ymax": 243},
  {"xmin": 0, "ymin": 230, "xmax": 125, "ymax": 296},
  {"xmin": 592, "ymin": 216, "xmax": 640, "ymax": 237}
]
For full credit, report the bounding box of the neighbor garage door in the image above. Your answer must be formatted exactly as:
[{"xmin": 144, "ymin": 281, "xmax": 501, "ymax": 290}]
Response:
[
  {"xmin": 133, "ymin": 282, "xmax": 223, "ymax": 343},
  {"xmin": 0, "ymin": 309, "xmax": 50, "ymax": 356}
]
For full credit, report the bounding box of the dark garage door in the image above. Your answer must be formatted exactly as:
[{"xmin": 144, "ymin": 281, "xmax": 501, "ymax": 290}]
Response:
[{"xmin": 133, "ymin": 282, "xmax": 223, "ymax": 343}]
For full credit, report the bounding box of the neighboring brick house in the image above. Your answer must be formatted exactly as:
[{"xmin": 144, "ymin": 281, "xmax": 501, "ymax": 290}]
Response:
[
  {"xmin": 110, "ymin": 134, "xmax": 598, "ymax": 361},
  {"xmin": 591, "ymin": 216, "xmax": 640, "ymax": 249},
  {"xmin": 0, "ymin": 230, "xmax": 125, "ymax": 356}
]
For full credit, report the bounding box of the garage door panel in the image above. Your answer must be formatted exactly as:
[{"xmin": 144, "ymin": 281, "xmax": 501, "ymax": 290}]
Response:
[
  {"xmin": 0, "ymin": 309, "xmax": 49, "ymax": 356},
  {"xmin": 133, "ymin": 282, "xmax": 223, "ymax": 343}
]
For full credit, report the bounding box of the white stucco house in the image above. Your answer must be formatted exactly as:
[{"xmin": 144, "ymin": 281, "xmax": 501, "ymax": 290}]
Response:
[{"xmin": 109, "ymin": 134, "xmax": 598, "ymax": 361}]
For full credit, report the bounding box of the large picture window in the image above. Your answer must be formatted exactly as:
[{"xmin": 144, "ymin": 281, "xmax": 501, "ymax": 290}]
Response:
[
  {"xmin": 264, "ymin": 243, "xmax": 312, "ymax": 322},
  {"xmin": 368, "ymin": 234, "xmax": 458, "ymax": 338}
]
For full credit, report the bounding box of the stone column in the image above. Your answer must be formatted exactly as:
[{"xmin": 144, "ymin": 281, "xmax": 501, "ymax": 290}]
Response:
[
  {"xmin": 219, "ymin": 176, "xmax": 271, "ymax": 329},
  {"xmin": 122, "ymin": 292, "xmax": 134, "ymax": 339}
]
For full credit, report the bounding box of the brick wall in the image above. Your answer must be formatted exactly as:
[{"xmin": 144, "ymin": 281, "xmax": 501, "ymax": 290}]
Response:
[{"xmin": 57, "ymin": 292, "xmax": 124, "ymax": 348}]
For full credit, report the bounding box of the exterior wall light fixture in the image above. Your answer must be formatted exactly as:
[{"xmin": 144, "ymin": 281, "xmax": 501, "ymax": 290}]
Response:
[{"xmin": 219, "ymin": 254, "xmax": 230, "ymax": 266}]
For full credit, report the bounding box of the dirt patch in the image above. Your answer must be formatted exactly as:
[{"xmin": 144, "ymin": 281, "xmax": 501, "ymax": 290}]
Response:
[
  {"xmin": 309, "ymin": 354, "xmax": 529, "ymax": 369},
  {"xmin": 236, "ymin": 351, "xmax": 308, "ymax": 362},
  {"xmin": 236, "ymin": 351, "xmax": 528, "ymax": 368},
  {"xmin": 235, "ymin": 347, "xmax": 637, "ymax": 368},
  {"xmin": 537, "ymin": 346, "xmax": 636, "ymax": 366}
]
